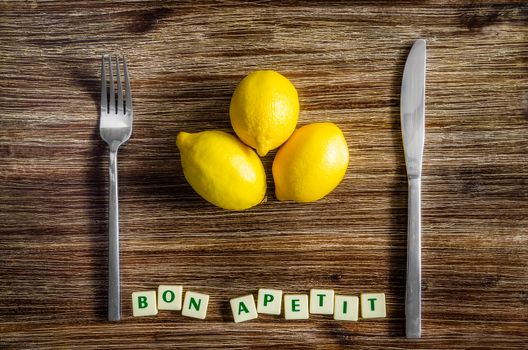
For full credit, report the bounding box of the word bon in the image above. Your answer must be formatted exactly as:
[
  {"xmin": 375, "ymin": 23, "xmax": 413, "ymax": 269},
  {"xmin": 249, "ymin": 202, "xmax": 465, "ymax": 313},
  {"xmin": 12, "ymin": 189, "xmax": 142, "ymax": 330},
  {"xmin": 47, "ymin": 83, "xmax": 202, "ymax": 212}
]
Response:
[
  {"xmin": 132, "ymin": 285, "xmax": 386, "ymax": 323},
  {"xmin": 132, "ymin": 286, "xmax": 209, "ymax": 319}
]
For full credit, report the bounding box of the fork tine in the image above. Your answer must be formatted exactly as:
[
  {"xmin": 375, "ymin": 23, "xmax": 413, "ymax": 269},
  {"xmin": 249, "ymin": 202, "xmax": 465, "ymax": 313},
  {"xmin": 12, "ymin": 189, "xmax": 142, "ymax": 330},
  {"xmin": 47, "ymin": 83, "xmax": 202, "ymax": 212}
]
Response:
[
  {"xmin": 101, "ymin": 55, "xmax": 107, "ymax": 114},
  {"xmin": 108, "ymin": 55, "xmax": 115, "ymax": 114},
  {"xmin": 116, "ymin": 56, "xmax": 124, "ymax": 115},
  {"xmin": 123, "ymin": 57, "xmax": 132, "ymax": 115}
]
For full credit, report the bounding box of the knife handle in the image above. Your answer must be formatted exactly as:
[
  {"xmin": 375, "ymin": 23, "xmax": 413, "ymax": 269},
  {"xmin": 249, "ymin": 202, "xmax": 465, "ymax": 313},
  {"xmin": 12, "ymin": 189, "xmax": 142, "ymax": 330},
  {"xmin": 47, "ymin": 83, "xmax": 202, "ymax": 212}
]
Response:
[{"xmin": 406, "ymin": 176, "xmax": 421, "ymax": 338}]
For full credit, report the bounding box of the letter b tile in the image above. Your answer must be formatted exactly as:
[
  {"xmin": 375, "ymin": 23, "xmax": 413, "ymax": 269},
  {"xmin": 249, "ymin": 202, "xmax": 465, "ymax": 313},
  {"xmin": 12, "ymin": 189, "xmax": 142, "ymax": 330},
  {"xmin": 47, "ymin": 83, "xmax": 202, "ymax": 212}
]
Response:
[{"xmin": 132, "ymin": 290, "xmax": 158, "ymax": 317}]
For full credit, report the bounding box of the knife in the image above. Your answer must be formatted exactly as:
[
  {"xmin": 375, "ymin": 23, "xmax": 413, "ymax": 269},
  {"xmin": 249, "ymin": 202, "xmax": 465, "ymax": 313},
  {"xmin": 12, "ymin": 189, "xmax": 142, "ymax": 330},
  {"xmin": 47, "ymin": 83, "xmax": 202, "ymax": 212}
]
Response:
[{"xmin": 401, "ymin": 39, "xmax": 426, "ymax": 339}]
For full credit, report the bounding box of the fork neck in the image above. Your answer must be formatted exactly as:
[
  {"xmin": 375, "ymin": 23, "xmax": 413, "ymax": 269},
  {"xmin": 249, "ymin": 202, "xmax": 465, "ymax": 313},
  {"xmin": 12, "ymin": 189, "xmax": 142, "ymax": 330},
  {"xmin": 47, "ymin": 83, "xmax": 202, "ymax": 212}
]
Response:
[{"xmin": 109, "ymin": 142, "xmax": 121, "ymax": 154}]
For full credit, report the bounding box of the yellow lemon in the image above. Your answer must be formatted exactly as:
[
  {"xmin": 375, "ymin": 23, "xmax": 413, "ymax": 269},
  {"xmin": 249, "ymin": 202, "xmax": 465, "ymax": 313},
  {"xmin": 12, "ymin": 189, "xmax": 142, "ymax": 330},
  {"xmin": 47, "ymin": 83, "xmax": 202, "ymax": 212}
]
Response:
[
  {"xmin": 272, "ymin": 122, "xmax": 349, "ymax": 202},
  {"xmin": 229, "ymin": 70, "xmax": 299, "ymax": 157},
  {"xmin": 176, "ymin": 130, "xmax": 266, "ymax": 210}
]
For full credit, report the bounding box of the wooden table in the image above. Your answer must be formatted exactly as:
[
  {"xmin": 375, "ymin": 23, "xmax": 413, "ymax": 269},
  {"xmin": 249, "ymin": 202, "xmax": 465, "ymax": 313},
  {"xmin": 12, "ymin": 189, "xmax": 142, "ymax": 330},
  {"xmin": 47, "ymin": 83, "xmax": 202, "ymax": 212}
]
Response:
[{"xmin": 1, "ymin": 1, "xmax": 527, "ymax": 348}]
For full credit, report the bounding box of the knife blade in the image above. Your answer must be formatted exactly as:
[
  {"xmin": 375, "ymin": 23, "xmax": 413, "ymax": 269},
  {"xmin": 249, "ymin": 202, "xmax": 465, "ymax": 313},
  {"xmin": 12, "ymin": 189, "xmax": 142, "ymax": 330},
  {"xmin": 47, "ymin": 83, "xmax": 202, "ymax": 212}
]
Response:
[{"xmin": 401, "ymin": 39, "xmax": 426, "ymax": 339}]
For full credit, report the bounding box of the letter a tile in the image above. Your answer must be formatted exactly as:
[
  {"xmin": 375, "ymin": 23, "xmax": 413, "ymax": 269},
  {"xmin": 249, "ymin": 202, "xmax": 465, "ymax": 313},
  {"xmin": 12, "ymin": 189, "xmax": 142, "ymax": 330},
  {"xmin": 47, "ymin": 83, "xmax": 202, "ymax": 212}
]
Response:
[{"xmin": 230, "ymin": 294, "xmax": 258, "ymax": 323}]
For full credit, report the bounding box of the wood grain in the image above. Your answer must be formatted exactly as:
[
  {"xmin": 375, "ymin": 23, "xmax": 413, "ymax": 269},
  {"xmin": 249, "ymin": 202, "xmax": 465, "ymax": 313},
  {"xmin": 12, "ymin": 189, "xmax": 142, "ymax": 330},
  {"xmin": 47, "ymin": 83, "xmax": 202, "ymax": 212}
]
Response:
[{"xmin": 1, "ymin": 0, "xmax": 527, "ymax": 349}]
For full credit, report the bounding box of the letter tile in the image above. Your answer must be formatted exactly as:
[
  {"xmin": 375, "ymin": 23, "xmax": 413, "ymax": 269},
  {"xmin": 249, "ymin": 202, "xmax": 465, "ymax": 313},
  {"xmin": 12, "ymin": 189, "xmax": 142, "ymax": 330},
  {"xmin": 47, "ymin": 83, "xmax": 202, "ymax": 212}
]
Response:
[
  {"xmin": 132, "ymin": 290, "xmax": 158, "ymax": 317},
  {"xmin": 158, "ymin": 285, "xmax": 183, "ymax": 311},
  {"xmin": 333, "ymin": 295, "xmax": 359, "ymax": 321},
  {"xmin": 284, "ymin": 294, "xmax": 309, "ymax": 320},
  {"xmin": 182, "ymin": 291, "xmax": 209, "ymax": 319},
  {"xmin": 360, "ymin": 293, "xmax": 386, "ymax": 319},
  {"xmin": 257, "ymin": 288, "xmax": 282, "ymax": 315},
  {"xmin": 309, "ymin": 289, "xmax": 334, "ymax": 315},
  {"xmin": 230, "ymin": 294, "xmax": 258, "ymax": 323}
]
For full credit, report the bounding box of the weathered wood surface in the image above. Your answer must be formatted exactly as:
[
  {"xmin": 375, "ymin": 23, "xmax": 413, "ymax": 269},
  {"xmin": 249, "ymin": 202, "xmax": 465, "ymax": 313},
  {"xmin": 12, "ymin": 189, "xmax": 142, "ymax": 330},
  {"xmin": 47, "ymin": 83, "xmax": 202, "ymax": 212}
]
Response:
[{"xmin": 1, "ymin": 1, "xmax": 527, "ymax": 349}]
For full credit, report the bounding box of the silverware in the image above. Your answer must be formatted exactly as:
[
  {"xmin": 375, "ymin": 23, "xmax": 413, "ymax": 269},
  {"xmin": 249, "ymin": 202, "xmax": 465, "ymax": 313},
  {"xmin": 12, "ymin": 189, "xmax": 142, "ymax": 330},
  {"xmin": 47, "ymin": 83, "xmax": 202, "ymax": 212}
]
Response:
[
  {"xmin": 99, "ymin": 54, "xmax": 133, "ymax": 321},
  {"xmin": 401, "ymin": 39, "xmax": 426, "ymax": 338}
]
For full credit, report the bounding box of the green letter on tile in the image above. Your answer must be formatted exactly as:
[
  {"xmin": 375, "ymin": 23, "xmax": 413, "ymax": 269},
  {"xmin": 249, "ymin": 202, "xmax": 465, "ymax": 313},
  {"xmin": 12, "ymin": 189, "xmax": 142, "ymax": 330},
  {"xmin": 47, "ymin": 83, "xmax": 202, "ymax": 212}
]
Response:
[
  {"xmin": 368, "ymin": 298, "xmax": 377, "ymax": 311},
  {"xmin": 138, "ymin": 296, "xmax": 148, "ymax": 309},
  {"xmin": 162, "ymin": 290, "xmax": 175, "ymax": 303},
  {"xmin": 238, "ymin": 301, "xmax": 249, "ymax": 315},
  {"xmin": 189, "ymin": 297, "xmax": 201, "ymax": 311},
  {"xmin": 263, "ymin": 294, "xmax": 274, "ymax": 306},
  {"xmin": 291, "ymin": 298, "xmax": 300, "ymax": 312},
  {"xmin": 317, "ymin": 294, "xmax": 326, "ymax": 307}
]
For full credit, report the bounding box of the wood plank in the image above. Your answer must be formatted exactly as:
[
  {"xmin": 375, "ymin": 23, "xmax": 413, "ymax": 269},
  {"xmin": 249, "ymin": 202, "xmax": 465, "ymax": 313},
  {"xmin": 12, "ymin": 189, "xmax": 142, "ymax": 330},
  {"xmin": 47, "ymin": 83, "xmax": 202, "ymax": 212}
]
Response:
[{"xmin": 1, "ymin": 0, "xmax": 527, "ymax": 348}]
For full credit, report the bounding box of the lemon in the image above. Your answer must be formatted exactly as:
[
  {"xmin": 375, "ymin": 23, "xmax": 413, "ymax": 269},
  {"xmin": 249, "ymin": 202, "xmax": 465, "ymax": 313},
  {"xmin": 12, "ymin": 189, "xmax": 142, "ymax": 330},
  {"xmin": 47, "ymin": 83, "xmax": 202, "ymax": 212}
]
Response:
[
  {"xmin": 176, "ymin": 130, "xmax": 266, "ymax": 210},
  {"xmin": 230, "ymin": 70, "xmax": 299, "ymax": 157},
  {"xmin": 272, "ymin": 123, "xmax": 349, "ymax": 202}
]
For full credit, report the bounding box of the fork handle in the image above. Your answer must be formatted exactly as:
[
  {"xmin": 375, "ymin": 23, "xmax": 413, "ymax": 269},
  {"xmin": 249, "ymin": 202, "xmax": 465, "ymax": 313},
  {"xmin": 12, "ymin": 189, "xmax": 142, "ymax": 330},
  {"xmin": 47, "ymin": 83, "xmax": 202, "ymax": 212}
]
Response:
[
  {"xmin": 406, "ymin": 176, "xmax": 421, "ymax": 338},
  {"xmin": 108, "ymin": 148, "xmax": 121, "ymax": 321}
]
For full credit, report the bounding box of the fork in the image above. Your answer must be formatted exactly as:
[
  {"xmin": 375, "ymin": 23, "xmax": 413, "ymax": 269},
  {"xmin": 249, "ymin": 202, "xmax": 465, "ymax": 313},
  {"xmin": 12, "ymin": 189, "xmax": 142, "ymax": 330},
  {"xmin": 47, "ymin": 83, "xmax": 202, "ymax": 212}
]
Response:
[{"xmin": 99, "ymin": 54, "xmax": 133, "ymax": 321}]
